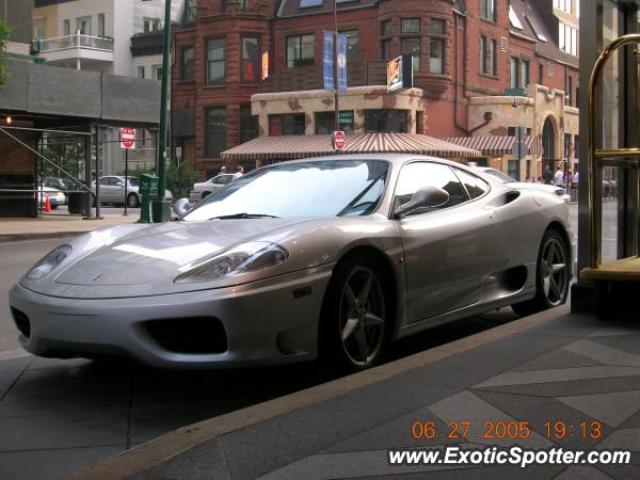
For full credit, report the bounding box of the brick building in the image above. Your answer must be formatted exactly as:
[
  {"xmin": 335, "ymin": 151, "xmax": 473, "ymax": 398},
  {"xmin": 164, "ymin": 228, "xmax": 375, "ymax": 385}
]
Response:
[{"xmin": 172, "ymin": 0, "xmax": 579, "ymax": 180}]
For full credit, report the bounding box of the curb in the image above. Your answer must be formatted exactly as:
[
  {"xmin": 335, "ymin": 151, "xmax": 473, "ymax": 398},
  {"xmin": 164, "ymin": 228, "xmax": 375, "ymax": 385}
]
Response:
[
  {"xmin": 72, "ymin": 304, "xmax": 570, "ymax": 480},
  {"xmin": 0, "ymin": 232, "xmax": 81, "ymax": 243}
]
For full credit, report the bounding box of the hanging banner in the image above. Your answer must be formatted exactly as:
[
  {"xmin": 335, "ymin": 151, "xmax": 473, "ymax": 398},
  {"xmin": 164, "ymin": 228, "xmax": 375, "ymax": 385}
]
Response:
[
  {"xmin": 323, "ymin": 31, "xmax": 334, "ymax": 91},
  {"xmin": 337, "ymin": 33, "xmax": 348, "ymax": 93},
  {"xmin": 261, "ymin": 51, "xmax": 269, "ymax": 81}
]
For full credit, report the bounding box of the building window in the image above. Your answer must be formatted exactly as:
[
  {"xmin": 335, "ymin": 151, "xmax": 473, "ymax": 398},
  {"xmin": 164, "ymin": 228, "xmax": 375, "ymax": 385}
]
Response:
[
  {"xmin": 381, "ymin": 39, "xmax": 392, "ymax": 60},
  {"xmin": 564, "ymin": 133, "xmax": 571, "ymax": 159},
  {"xmin": 269, "ymin": 114, "xmax": 306, "ymax": 136},
  {"xmin": 364, "ymin": 110, "xmax": 408, "ymax": 133},
  {"xmin": 538, "ymin": 64, "xmax": 544, "ymax": 84},
  {"xmin": 286, "ymin": 34, "xmax": 314, "ymax": 68},
  {"xmin": 381, "ymin": 19, "xmax": 392, "ymax": 36},
  {"xmin": 154, "ymin": 65, "xmax": 162, "ymax": 81},
  {"xmin": 315, "ymin": 111, "xmax": 354, "ymax": 134},
  {"xmin": 401, "ymin": 18, "xmax": 420, "ymax": 33},
  {"xmin": 76, "ymin": 16, "xmax": 91, "ymax": 35},
  {"xmin": 205, "ymin": 108, "xmax": 227, "ymax": 157},
  {"xmin": 430, "ymin": 19, "xmax": 446, "ymax": 74},
  {"xmin": 240, "ymin": 105, "xmax": 258, "ymax": 143},
  {"xmin": 521, "ymin": 59, "xmax": 530, "ymax": 87},
  {"xmin": 481, "ymin": 0, "xmax": 496, "ymax": 22},
  {"xmin": 574, "ymin": 135, "xmax": 579, "ymax": 159},
  {"xmin": 402, "ymin": 38, "xmax": 421, "ymax": 72},
  {"xmin": 559, "ymin": 23, "xmax": 578, "ymax": 56},
  {"xmin": 510, "ymin": 58, "xmax": 519, "ymax": 88},
  {"xmin": 222, "ymin": 0, "xmax": 248, "ymax": 10},
  {"xmin": 137, "ymin": 66, "xmax": 145, "ymax": 79},
  {"xmin": 565, "ymin": 75, "xmax": 573, "ymax": 106},
  {"xmin": 511, "ymin": 58, "xmax": 529, "ymax": 88},
  {"xmin": 241, "ymin": 36, "xmax": 259, "ymax": 82},
  {"xmin": 342, "ymin": 30, "xmax": 360, "ymax": 63},
  {"xmin": 181, "ymin": 47, "xmax": 194, "ymax": 81},
  {"xmin": 480, "ymin": 35, "xmax": 497, "ymax": 76},
  {"xmin": 98, "ymin": 13, "xmax": 105, "ymax": 37},
  {"xmin": 143, "ymin": 17, "xmax": 161, "ymax": 33},
  {"xmin": 63, "ymin": 19, "xmax": 70, "ymax": 36},
  {"xmin": 206, "ymin": 38, "xmax": 225, "ymax": 84}
]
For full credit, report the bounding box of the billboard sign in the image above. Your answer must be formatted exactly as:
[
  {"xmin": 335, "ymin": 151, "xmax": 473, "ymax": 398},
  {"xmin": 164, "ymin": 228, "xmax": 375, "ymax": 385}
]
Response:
[{"xmin": 387, "ymin": 55, "xmax": 413, "ymax": 92}]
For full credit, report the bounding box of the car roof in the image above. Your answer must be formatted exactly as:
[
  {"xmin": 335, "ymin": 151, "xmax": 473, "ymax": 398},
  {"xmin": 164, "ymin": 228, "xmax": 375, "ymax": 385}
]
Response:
[{"xmin": 266, "ymin": 153, "xmax": 461, "ymax": 168}]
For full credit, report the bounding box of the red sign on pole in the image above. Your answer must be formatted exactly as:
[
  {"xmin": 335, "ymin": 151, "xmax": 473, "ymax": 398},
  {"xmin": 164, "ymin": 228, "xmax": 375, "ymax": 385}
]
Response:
[
  {"xmin": 333, "ymin": 130, "xmax": 346, "ymax": 151},
  {"xmin": 120, "ymin": 127, "xmax": 136, "ymax": 149}
]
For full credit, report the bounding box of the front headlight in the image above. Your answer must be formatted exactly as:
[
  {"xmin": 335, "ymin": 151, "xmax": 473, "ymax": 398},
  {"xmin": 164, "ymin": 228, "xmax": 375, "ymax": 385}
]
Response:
[
  {"xmin": 26, "ymin": 244, "xmax": 72, "ymax": 280},
  {"xmin": 174, "ymin": 241, "xmax": 288, "ymax": 284}
]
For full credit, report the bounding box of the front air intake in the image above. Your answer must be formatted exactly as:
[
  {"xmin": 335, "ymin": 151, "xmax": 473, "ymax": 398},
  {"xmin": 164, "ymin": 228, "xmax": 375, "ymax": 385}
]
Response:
[
  {"xmin": 143, "ymin": 317, "xmax": 227, "ymax": 354},
  {"xmin": 11, "ymin": 308, "xmax": 31, "ymax": 338}
]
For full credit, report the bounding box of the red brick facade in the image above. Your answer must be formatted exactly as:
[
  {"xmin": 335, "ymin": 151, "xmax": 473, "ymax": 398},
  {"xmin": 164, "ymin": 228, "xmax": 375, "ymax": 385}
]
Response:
[{"xmin": 172, "ymin": 0, "xmax": 579, "ymax": 178}]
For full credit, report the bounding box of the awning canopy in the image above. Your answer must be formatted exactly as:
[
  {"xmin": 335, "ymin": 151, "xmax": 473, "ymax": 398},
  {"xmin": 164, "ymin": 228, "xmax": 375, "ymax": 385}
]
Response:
[
  {"xmin": 221, "ymin": 133, "xmax": 482, "ymax": 161},
  {"xmin": 441, "ymin": 135, "xmax": 539, "ymax": 156}
]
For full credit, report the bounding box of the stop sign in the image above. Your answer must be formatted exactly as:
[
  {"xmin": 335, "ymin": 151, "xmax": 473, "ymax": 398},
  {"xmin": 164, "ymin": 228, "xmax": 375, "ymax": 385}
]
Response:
[
  {"xmin": 333, "ymin": 130, "xmax": 346, "ymax": 151},
  {"xmin": 120, "ymin": 127, "xmax": 136, "ymax": 149}
]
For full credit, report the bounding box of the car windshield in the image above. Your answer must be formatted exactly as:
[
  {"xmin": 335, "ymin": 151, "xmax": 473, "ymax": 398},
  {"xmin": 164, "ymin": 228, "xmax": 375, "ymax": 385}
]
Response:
[
  {"xmin": 184, "ymin": 160, "xmax": 389, "ymax": 221},
  {"xmin": 483, "ymin": 168, "xmax": 515, "ymax": 183}
]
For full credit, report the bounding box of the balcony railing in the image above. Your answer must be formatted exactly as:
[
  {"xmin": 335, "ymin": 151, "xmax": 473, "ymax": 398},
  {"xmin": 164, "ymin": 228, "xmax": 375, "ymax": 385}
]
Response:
[{"xmin": 36, "ymin": 33, "xmax": 114, "ymax": 53}]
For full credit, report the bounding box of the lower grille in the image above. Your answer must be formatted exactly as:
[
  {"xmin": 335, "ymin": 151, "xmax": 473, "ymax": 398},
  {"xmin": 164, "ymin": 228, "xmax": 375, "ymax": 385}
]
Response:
[
  {"xmin": 11, "ymin": 308, "xmax": 31, "ymax": 338},
  {"xmin": 143, "ymin": 317, "xmax": 227, "ymax": 354}
]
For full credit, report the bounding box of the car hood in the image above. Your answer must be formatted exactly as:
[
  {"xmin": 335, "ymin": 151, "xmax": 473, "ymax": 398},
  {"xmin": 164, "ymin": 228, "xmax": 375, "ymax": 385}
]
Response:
[{"xmin": 22, "ymin": 218, "xmax": 316, "ymax": 298}]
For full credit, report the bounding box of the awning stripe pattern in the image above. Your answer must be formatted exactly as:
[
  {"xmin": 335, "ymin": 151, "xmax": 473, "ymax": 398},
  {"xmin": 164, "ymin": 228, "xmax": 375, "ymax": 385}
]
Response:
[
  {"xmin": 441, "ymin": 135, "xmax": 539, "ymax": 156},
  {"xmin": 221, "ymin": 133, "xmax": 482, "ymax": 161}
]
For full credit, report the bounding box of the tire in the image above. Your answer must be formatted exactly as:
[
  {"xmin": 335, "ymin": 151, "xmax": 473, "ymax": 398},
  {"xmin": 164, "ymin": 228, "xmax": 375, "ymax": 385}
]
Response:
[
  {"xmin": 127, "ymin": 193, "xmax": 140, "ymax": 208},
  {"xmin": 319, "ymin": 254, "xmax": 391, "ymax": 372},
  {"xmin": 511, "ymin": 229, "xmax": 570, "ymax": 316}
]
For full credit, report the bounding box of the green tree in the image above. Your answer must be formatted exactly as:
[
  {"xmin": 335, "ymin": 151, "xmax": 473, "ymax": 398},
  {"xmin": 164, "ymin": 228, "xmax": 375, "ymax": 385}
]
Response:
[
  {"xmin": 166, "ymin": 162, "xmax": 196, "ymax": 200},
  {"xmin": 0, "ymin": 19, "xmax": 12, "ymax": 87}
]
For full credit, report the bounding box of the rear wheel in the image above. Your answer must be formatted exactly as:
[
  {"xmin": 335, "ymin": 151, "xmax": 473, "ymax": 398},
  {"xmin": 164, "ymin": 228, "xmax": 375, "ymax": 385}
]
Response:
[
  {"xmin": 512, "ymin": 229, "xmax": 570, "ymax": 316},
  {"xmin": 320, "ymin": 255, "xmax": 389, "ymax": 372}
]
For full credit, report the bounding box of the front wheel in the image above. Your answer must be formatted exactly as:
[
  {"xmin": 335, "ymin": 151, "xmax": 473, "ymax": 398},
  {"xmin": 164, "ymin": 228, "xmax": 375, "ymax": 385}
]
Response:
[
  {"xmin": 512, "ymin": 229, "xmax": 570, "ymax": 316},
  {"xmin": 320, "ymin": 256, "xmax": 389, "ymax": 372}
]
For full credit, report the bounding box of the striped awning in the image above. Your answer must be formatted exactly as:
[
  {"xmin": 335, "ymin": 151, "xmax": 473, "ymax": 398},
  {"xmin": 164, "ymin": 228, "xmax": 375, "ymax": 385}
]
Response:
[
  {"xmin": 441, "ymin": 135, "xmax": 539, "ymax": 156},
  {"xmin": 221, "ymin": 133, "xmax": 482, "ymax": 161}
]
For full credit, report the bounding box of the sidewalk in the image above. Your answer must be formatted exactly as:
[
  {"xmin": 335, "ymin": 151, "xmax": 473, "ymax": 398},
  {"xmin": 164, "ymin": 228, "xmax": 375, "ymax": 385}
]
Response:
[
  {"xmin": 75, "ymin": 306, "xmax": 640, "ymax": 480},
  {"xmin": 0, "ymin": 211, "xmax": 137, "ymax": 242}
]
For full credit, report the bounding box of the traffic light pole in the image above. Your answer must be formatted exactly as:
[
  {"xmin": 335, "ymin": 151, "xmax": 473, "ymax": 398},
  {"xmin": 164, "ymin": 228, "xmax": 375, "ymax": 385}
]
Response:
[{"xmin": 153, "ymin": 0, "xmax": 172, "ymax": 222}]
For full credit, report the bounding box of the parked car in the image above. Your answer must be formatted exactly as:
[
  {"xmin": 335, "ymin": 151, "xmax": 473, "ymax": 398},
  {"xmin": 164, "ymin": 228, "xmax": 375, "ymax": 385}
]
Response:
[
  {"xmin": 11, "ymin": 155, "xmax": 571, "ymax": 371},
  {"xmin": 38, "ymin": 186, "xmax": 65, "ymax": 209},
  {"xmin": 90, "ymin": 176, "xmax": 173, "ymax": 208},
  {"xmin": 473, "ymin": 167, "xmax": 571, "ymax": 202},
  {"xmin": 189, "ymin": 173, "xmax": 236, "ymax": 203}
]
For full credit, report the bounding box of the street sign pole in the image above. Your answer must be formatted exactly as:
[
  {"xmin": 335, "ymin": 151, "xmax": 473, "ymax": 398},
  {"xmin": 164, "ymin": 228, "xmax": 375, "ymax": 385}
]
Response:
[{"xmin": 124, "ymin": 148, "xmax": 129, "ymax": 216}]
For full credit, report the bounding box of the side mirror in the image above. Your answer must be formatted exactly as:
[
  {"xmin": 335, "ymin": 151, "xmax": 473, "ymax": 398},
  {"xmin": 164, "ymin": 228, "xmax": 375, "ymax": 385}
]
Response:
[
  {"xmin": 173, "ymin": 198, "xmax": 190, "ymax": 220},
  {"xmin": 393, "ymin": 186, "xmax": 450, "ymax": 218}
]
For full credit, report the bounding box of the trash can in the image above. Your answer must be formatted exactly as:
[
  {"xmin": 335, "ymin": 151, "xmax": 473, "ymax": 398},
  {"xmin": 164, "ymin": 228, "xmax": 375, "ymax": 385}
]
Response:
[
  {"xmin": 67, "ymin": 192, "xmax": 85, "ymax": 214},
  {"xmin": 139, "ymin": 174, "xmax": 159, "ymax": 223}
]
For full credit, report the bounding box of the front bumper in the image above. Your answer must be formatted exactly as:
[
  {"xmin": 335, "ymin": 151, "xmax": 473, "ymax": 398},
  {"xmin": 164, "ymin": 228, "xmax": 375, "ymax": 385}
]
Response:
[{"xmin": 9, "ymin": 267, "xmax": 332, "ymax": 368}]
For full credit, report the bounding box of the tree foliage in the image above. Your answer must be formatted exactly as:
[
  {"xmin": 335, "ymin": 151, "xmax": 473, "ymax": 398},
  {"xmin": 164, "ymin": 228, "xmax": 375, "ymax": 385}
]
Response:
[
  {"xmin": 0, "ymin": 19, "xmax": 12, "ymax": 87},
  {"xmin": 166, "ymin": 162, "xmax": 197, "ymax": 200}
]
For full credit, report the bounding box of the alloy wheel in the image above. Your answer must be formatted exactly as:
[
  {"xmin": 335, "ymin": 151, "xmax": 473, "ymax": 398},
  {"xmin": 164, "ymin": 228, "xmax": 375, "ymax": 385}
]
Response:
[
  {"xmin": 541, "ymin": 237, "xmax": 568, "ymax": 306},
  {"xmin": 338, "ymin": 266, "xmax": 385, "ymax": 367}
]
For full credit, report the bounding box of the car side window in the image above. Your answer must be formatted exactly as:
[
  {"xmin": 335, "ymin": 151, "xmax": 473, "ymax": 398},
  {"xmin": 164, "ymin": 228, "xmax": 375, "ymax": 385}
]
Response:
[
  {"xmin": 99, "ymin": 177, "xmax": 110, "ymax": 186},
  {"xmin": 453, "ymin": 169, "xmax": 490, "ymax": 199},
  {"xmin": 394, "ymin": 162, "xmax": 469, "ymax": 215}
]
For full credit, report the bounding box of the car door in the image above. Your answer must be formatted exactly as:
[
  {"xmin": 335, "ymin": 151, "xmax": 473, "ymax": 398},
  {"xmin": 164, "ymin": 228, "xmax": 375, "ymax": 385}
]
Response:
[
  {"xmin": 394, "ymin": 162, "xmax": 497, "ymax": 323},
  {"xmin": 112, "ymin": 177, "xmax": 126, "ymax": 204},
  {"xmin": 98, "ymin": 177, "xmax": 113, "ymax": 203}
]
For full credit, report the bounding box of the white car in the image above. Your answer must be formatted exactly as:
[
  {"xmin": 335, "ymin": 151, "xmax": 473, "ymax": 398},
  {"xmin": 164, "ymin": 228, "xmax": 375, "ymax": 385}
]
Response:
[
  {"xmin": 39, "ymin": 186, "xmax": 65, "ymax": 209},
  {"xmin": 474, "ymin": 167, "xmax": 570, "ymax": 202},
  {"xmin": 190, "ymin": 173, "xmax": 236, "ymax": 203}
]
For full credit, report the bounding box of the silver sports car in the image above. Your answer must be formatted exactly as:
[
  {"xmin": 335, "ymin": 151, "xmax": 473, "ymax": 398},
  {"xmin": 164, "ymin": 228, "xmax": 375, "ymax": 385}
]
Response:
[{"xmin": 9, "ymin": 155, "xmax": 571, "ymax": 370}]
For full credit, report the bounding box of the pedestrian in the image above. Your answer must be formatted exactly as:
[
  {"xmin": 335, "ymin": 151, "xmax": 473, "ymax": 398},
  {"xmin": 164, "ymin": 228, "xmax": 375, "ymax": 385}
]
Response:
[
  {"xmin": 220, "ymin": 165, "xmax": 227, "ymax": 174},
  {"xmin": 233, "ymin": 165, "xmax": 244, "ymax": 179},
  {"xmin": 542, "ymin": 165, "xmax": 553, "ymax": 184},
  {"xmin": 554, "ymin": 166, "xmax": 564, "ymax": 187},
  {"xmin": 572, "ymin": 170, "xmax": 579, "ymax": 185}
]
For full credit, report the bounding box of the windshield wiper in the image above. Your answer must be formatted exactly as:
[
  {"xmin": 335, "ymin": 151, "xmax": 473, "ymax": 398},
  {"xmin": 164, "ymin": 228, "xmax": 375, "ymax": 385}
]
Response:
[{"xmin": 210, "ymin": 213, "xmax": 279, "ymax": 220}]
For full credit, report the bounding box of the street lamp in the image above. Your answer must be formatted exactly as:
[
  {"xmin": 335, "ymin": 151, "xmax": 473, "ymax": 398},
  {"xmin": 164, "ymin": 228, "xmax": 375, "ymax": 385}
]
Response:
[{"xmin": 142, "ymin": 0, "xmax": 172, "ymax": 222}]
